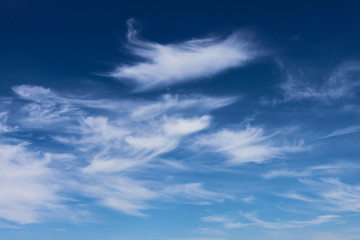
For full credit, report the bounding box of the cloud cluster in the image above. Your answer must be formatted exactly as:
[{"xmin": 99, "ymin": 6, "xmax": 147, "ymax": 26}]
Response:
[
  {"xmin": 110, "ymin": 19, "xmax": 262, "ymax": 91},
  {"xmin": 0, "ymin": 84, "xmax": 310, "ymax": 225},
  {"xmin": 0, "ymin": 85, "xmax": 242, "ymax": 224}
]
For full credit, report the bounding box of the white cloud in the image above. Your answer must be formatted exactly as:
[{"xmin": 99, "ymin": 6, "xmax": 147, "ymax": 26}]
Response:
[
  {"xmin": 262, "ymin": 169, "xmax": 311, "ymax": 179},
  {"xmin": 81, "ymin": 158, "xmax": 140, "ymax": 174},
  {"xmin": 201, "ymin": 216, "xmax": 231, "ymax": 223},
  {"xmin": 0, "ymin": 143, "xmax": 65, "ymax": 224},
  {"xmin": 13, "ymin": 85, "xmax": 82, "ymax": 126},
  {"xmin": 321, "ymin": 125, "xmax": 360, "ymax": 138},
  {"xmin": 196, "ymin": 126, "xmax": 304, "ymax": 164},
  {"xmin": 130, "ymin": 94, "xmax": 237, "ymax": 120},
  {"xmin": 12, "ymin": 85, "xmax": 233, "ymax": 126},
  {"xmin": 263, "ymin": 162, "xmax": 359, "ymax": 179},
  {"xmin": 163, "ymin": 116, "xmax": 211, "ymax": 136},
  {"xmin": 277, "ymin": 61, "xmax": 360, "ymax": 103},
  {"xmin": 77, "ymin": 116, "xmax": 129, "ymax": 146},
  {"xmin": 280, "ymin": 192, "xmax": 317, "ymax": 202},
  {"xmin": 11, "ymin": 85, "xmax": 129, "ymax": 127},
  {"xmin": 202, "ymin": 212, "xmax": 339, "ymax": 230},
  {"xmin": 279, "ymin": 178, "xmax": 360, "ymax": 213},
  {"xmin": 309, "ymin": 231, "xmax": 360, "ymax": 240},
  {"xmin": 110, "ymin": 19, "xmax": 263, "ymax": 91},
  {"xmin": 13, "ymin": 85, "xmax": 55, "ymax": 101},
  {"xmin": 78, "ymin": 176, "xmax": 158, "ymax": 216},
  {"xmin": 224, "ymin": 213, "xmax": 339, "ymax": 229},
  {"xmin": 0, "ymin": 112, "xmax": 12, "ymax": 133},
  {"xmin": 162, "ymin": 183, "xmax": 232, "ymax": 205},
  {"xmin": 79, "ymin": 115, "xmax": 210, "ymax": 174},
  {"xmin": 242, "ymin": 196, "xmax": 255, "ymax": 202},
  {"xmin": 299, "ymin": 178, "xmax": 360, "ymax": 212},
  {"xmin": 309, "ymin": 162, "xmax": 360, "ymax": 171}
]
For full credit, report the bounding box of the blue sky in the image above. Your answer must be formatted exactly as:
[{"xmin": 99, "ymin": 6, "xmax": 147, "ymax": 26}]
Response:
[{"xmin": 1, "ymin": 1, "xmax": 360, "ymax": 240}]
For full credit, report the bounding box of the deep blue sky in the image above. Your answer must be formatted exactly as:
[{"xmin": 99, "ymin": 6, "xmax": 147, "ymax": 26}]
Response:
[
  {"xmin": 1, "ymin": 1, "xmax": 360, "ymax": 240},
  {"xmin": 1, "ymin": 0, "xmax": 360, "ymax": 93}
]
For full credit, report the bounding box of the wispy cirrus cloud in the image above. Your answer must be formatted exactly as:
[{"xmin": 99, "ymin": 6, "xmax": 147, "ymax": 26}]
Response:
[
  {"xmin": 79, "ymin": 115, "xmax": 211, "ymax": 174},
  {"xmin": 0, "ymin": 143, "xmax": 65, "ymax": 224},
  {"xmin": 278, "ymin": 61, "xmax": 360, "ymax": 103},
  {"xmin": 0, "ymin": 112, "xmax": 13, "ymax": 133},
  {"xmin": 263, "ymin": 162, "xmax": 360, "ymax": 179},
  {"xmin": 12, "ymin": 85, "xmax": 235, "ymax": 127},
  {"xmin": 279, "ymin": 192, "xmax": 317, "ymax": 202},
  {"xmin": 278, "ymin": 178, "xmax": 360, "ymax": 213},
  {"xmin": 130, "ymin": 94, "xmax": 238, "ymax": 120},
  {"xmin": 202, "ymin": 213, "xmax": 339, "ymax": 229},
  {"xmin": 321, "ymin": 124, "xmax": 360, "ymax": 138},
  {"xmin": 110, "ymin": 19, "xmax": 264, "ymax": 91},
  {"xmin": 297, "ymin": 178, "xmax": 360, "ymax": 212},
  {"xmin": 261, "ymin": 61, "xmax": 360, "ymax": 105},
  {"xmin": 162, "ymin": 183, "xmax": 232, "ymax": 205},
  {"xmin": 224, "ymin": 213, "xmax": 339, "ymax": 229},
  {"xmin": 262, "ymin": 169, "xmax": 311, "ymax": 179},
  {"xmin": 77, "ymin": 176, "xmax": 158, "ymax": 216},
  {"xmin": 196, "ymin": 126, "xmax": 304, "ymax": 164},
  {"xmin": 201, "ymin": 216, "xmax": 231, "ymax": 223}
]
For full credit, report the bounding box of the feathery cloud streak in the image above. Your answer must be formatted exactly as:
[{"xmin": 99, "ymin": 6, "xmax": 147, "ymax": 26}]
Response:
[
  {"xmin": 277, "ymin": 178, "xmax": 360, "ymax": 213},
  {"xmin": 321, "ymin": 125, "xmax": 360, "ymax": 138},
  {"xmin": 202, "ymin": 213, "xmax": 339, "ymax": 229},
  {"xmin": 196, "ymin": 126, "xmax": 304, "ymax": 164},
  {"xmin": 278, "ymin": 61, "xmax": 360, "ymax": 103},
  {"xmin": 298, "ymin": 178, "xmax": 360, "ymax": 212},
  {"xmin": 110, "ymin": 19, "xmax": 263, "ymax": 91}
]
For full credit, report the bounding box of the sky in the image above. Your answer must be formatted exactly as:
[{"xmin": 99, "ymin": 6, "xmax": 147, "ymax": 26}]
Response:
[{"xmin": 1, "ymin": 1, "xmax": 360, "ymax": 240}]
